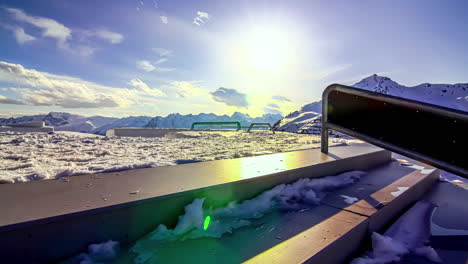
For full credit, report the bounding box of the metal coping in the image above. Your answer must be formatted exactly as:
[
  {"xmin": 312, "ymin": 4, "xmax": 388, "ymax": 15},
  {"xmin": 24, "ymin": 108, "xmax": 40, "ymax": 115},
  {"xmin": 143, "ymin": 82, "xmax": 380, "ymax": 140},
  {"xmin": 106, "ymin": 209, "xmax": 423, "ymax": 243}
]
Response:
[{"xmin": 321, "ymin": 84, "xmax": 468, "ymax": 178}]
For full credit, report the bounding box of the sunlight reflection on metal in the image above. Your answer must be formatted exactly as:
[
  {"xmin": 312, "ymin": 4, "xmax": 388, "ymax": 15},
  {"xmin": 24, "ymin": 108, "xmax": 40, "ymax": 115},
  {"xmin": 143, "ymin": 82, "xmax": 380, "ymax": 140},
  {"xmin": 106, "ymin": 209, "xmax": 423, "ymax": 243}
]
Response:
[{"xmin": 234, "ymin": 152, "xmax": 304, "ymax": 180}]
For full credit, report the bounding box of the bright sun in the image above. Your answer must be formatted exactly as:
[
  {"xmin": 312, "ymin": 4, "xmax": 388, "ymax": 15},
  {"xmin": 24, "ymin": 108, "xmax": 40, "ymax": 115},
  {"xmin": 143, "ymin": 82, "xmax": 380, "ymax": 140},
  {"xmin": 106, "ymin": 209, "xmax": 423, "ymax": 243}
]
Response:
[{"xmin": 232, "ymin": 25, "xmax": 296, "ymax": 73}]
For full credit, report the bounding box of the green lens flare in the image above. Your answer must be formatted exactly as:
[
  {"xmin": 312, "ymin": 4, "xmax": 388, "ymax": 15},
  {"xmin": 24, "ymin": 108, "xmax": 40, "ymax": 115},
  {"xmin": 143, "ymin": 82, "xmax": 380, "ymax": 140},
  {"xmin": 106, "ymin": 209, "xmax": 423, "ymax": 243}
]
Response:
[{"xmin": 203, "ymin": 216, "xmax": 211, "ymax": 230}]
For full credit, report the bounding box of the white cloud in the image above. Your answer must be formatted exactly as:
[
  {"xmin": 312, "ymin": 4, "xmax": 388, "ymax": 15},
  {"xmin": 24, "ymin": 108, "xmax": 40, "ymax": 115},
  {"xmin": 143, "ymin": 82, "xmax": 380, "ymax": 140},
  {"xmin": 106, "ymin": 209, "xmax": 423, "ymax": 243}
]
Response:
[
  {"xmin": 4, "ymin": 7, "xmax": 71, "ymax": 48},
  {"xmin": 193, "ymin": 11, "xmax": 210, "ymax": 26},
  {"xmin": 84, "ymin": 29, "xmax": 124, "ymax": 44},
  {"xmin": 160, "ymin": 16, "xmax": 168, "ymax": 24},
  {"xmin": 154, "ymin": 67, "xmax": 175, "ymax": 72},
  {"xmin": 136, "ymin": 60, "xmax": 156, "ymax": 72},
  {"xmin": 272, "ymin": 95, "xmax": 291, "ymax": 102},
  {"xmin": 3, "ymin": 25, "xmax": 36, "ymax": 44},
  {"xmin": 153, "ymin": 48, "xmax": 173, "ymax": 57},
  {"xmin": 0, "ymin": 95, "xmax": 25, "ymax": 105},
  {"xmin": 3, "ymin": 7, "xmax": 123, "ymax": 56},
  {"xmin": 0, "ymin": 61, "xmax": 132, "ymax": 108},
  {"xmin": 136, "ymin": 59, "xmax": 175, "ymax": 72},
  {"xmin": 154, "ymin": 58, "xmax": 168, "ymax": 65},
  {"xmin": 129, "ymin": 79, "xmax": 166, "ymax": 97},
  {"xmin": 170, "ymin": 81, "xmax": 204, "ymax": 98},
  {"xmin": 267, "ymin": 103, "xmax": 280, "ymax": 109},
  {"xmin": 210, "ymin": 87, "xmax": 249, "ymax": 108}
]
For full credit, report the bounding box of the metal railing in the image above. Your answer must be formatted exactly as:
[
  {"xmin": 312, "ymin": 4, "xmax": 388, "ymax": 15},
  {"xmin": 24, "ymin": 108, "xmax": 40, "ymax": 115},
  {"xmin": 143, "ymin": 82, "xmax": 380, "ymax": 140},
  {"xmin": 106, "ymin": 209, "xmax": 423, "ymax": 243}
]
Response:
[
  {"xmin": 191, "ymin": 121, "xmax": 241, "ymax": 130},
  {"xmin": 246, "ymin": 123, "xmax": 275, "ymax": 134},
  {"xmin": 321, "ymin": 84, "xmax": 468, "ymax": 178}
]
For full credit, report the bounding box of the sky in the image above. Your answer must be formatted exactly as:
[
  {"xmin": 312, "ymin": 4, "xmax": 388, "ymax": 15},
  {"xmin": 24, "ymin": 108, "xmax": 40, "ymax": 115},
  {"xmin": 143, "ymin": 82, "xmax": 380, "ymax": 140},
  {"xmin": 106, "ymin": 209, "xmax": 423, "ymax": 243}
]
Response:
[{"xmin": 0, "ymin": 0, "xmax": 467, "ymax": 118}]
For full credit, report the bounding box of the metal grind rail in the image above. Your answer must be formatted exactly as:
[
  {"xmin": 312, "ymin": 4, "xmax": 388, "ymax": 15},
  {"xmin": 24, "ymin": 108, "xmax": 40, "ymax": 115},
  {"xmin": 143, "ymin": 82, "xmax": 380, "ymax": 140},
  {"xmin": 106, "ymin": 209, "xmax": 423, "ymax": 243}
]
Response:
[
  {"xmin": 247, "ymin": 123, "xmax": 275, "ymax": 134},
  {"xmin": 191, "ymin": 121, "xmax": 242, "ymax": 130},
  {"xmin": 321, "ymin": 84, "xmax": 468, "ymax": 178}
]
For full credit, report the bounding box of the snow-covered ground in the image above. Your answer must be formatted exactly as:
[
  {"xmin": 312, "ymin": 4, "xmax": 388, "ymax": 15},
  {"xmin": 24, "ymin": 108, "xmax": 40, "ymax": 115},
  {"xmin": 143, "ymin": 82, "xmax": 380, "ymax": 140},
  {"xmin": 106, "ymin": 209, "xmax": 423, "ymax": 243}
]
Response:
[{"xmin": 0, "ymin": 130, "xmax": 353, "ymax": 183}]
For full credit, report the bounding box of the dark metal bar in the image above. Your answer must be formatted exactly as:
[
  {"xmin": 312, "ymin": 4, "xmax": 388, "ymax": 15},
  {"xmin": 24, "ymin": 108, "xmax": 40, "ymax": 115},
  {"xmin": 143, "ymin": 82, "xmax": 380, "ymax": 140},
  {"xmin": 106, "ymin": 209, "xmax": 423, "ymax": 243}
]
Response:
[
  {"xmin": 321, "ymin": 84, "xmax": 468, "ymax": 178},
  {"xmin": 247, "ymin": 123, "xmax": 275, "ymax": 134},
  {"xmin": 191, "ymin": 121, "xmax": 241, "ymax": 130}
]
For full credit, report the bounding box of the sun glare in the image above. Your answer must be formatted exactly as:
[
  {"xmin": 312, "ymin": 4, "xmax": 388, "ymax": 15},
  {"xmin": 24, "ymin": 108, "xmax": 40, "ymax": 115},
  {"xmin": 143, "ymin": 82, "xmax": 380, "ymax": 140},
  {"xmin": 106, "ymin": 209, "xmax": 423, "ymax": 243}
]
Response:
[
  {"xmin": 245, "ymin": 28, "xmax": 290, "ymax": 71},
  {"xmin": 231, "ymin": 25, "xmax": 297, "ymax": 73}
]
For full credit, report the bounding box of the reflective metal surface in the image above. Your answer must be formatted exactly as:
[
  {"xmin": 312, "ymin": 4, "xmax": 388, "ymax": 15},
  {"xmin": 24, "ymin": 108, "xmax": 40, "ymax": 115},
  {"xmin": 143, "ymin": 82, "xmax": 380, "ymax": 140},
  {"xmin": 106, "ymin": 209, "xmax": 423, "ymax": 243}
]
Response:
[{"xmin": 321, "ymin": 84, "xmax": 468, "ymax": 178}]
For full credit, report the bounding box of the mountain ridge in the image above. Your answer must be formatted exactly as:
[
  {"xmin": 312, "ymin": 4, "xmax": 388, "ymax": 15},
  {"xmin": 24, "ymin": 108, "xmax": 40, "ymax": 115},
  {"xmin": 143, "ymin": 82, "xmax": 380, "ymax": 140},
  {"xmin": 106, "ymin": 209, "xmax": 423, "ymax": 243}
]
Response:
[{"xmin": 0, "ymin": 111, "xmax": 284, "ymax": 135}]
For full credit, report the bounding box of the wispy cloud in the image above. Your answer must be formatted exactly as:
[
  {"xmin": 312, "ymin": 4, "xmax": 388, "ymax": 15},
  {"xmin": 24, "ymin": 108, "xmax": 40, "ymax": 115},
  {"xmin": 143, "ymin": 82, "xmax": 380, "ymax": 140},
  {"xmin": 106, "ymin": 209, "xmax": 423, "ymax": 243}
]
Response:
[
  {"xmin": 82, "ymin": 29, "xmax": 124, "ymax": 44},
  {"xmin": 193, "ymin": 11, "xmax": 210, "ymax": 26},
  {"xmin": 155, "ymin": 58, "xmax": 168, "ymax": 64},
  {"xmin": 153, "ymin": 48, "xmax": 173, "ymax": 57},
  {"xmin": 0, "ymin": 95, "xmax": 25, "ymax": 105},
  {"xmin": 136, "ymin": 60, "xmax": 156, "ymax": 72},
  {"xmin": 170, "ymin": 81, "xmax": 204, "ymax": 98},
  {"xmin": 210, "ymin": 87, "xmax": 249, "ymax": 108},
  {"xmin": 160, "ymin": 16, "xmax": 168, "ymax": 24},
  {"xmin": 128, "ymin": 79, "xmax": 166, "ymax": 97},
  {"xmin": 2, "ymin": 25, "xmax": 36, "ymax": 44},
  {"xmin": 2, "ymin": 7, "xmax": 123, "ymax": 56},
  {"xmin": 267, "ymin": 103, "xmax": 280, "ymax": 109},
  {"xmin": 136, "ymin": 60, "xmax": 175, "ymax": 72},
  {"xmin": 4, "ymin": 7, "xmax": 71, "ymax": 48},
  {"xmin": 0, "ymin": 61, "xmax": 132, "ymax": 108},
  {"xmin": 272, "ymin": 95, "xmax": 291, "ymax": 102}
]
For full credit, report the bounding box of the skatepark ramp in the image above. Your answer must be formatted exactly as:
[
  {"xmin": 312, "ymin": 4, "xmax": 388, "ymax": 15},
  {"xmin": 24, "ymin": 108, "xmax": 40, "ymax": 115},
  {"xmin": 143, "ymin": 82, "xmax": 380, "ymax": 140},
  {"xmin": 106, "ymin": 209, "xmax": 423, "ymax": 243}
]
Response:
[{"xmin": 0, "ymin": 144, "xmax": 440, "ymax": 263}]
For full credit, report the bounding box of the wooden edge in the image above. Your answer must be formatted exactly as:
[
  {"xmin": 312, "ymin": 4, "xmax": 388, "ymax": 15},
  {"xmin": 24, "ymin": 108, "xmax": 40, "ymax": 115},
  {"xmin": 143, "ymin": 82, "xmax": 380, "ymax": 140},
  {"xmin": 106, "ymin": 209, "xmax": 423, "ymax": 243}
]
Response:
[{"xmin": 244, "ymin": 166, "xmax": 439, "ymax": 264}]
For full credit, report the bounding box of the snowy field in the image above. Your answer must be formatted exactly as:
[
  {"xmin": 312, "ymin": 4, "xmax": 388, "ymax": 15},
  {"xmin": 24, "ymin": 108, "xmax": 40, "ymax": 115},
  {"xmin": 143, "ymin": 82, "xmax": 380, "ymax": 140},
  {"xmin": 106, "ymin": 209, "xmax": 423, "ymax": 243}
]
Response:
[{"xmin": 0, "ymin": 130, "xmax": 353, "ymax": 183}]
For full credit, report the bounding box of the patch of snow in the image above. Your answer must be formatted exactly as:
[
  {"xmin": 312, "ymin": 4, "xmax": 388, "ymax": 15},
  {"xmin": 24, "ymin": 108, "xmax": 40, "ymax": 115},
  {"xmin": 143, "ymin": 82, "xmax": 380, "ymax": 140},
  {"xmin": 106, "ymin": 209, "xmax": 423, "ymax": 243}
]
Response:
[
  {"xmin": 439, "ymin": 170, "xmax": 468, "ymax": 188},
  {"xmin": 351, "ymin": 201, "xmax": 442, "ymax": 264},
  {"xmin": 407, "ymin": 164, "xmax": 435, "ymax": 175},
  {"xmin": 64, "ymin": 240, "xmax": 119, "ymax": 264},
  {"xmin": 130, "ymin": 171, "xmax": 365, "ymax": 263},
  {"xmin": 340, "ymin": 194, "xmax": 359, "ymax": 204},
  {"xmin": 391, "ymin": 187, "xmax": 409, "ymax": 197}
]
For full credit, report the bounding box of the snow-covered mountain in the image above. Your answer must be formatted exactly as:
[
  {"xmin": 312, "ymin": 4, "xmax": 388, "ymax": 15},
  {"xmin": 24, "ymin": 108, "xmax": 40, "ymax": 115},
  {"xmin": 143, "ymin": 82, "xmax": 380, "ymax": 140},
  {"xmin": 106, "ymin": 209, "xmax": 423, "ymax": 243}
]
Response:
[
  {"xmin": 354, "ymin": 74, "xmax": 468, "ymax": 112},
  {"xmin": 273, "ymin": 101, "xmax": 321, "ymax": 133},
  {"xmin": 92, "ymin": 116, "xmax": 153, "ymax": 135},
  {"xmin": 0, "ymin": 114, "xmax": 46, "ymax": 124},
  {"xmin": 0, "ymin": 112, "xmax": 136, "ymax": 134},
  {"xmin": 42, "ymin": 112, "xmax": 118, "ymax": 133},
  {"xmin": 145, "ymin": 112, "xmax": 283, "ymax": 128},
  {"xmin": 275, "ymin": 75, "xmax": 468, "ymax": 134},
  {"xmin": 0, "ymin": 111, "xmax": 283, "ymax": 134}
]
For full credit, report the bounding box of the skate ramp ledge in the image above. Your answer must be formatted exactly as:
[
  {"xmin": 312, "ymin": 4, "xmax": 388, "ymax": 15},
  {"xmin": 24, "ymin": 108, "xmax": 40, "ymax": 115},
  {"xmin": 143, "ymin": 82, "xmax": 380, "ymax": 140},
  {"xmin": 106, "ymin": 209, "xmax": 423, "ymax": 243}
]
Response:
[{"xmin": 0, "ymin": 144, "xmax": 437, "ymax": 263}]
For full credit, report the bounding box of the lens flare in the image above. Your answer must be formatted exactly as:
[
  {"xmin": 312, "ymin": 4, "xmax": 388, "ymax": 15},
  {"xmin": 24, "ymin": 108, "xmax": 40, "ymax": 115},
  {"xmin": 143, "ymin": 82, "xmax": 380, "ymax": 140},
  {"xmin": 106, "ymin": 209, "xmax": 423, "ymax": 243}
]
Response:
[{"xmin": 203, "ymin": 216, "xmax": 211, "ymax": 230}]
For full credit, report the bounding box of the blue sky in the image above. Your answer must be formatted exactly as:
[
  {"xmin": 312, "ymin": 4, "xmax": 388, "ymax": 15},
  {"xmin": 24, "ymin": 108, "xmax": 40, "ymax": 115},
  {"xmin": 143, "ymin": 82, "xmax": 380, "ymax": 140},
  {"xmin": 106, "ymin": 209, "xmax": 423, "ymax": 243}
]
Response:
[{"xmin": 0, "ymin": 0, "xmax": 467, "ymax": 117}]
